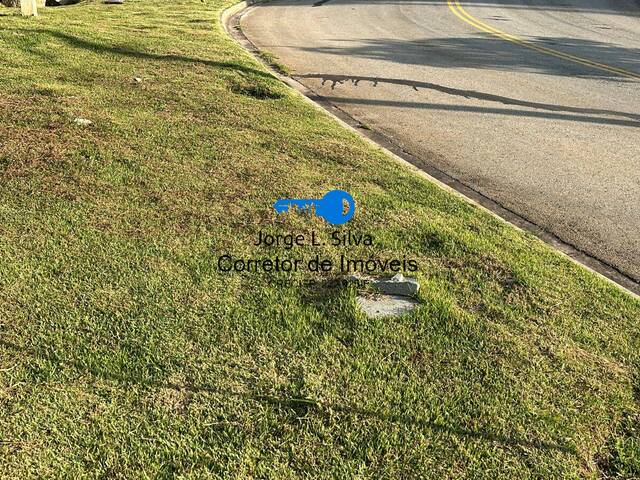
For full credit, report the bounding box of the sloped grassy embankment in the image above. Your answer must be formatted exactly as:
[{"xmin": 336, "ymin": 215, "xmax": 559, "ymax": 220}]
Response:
[{"xmin": 0, "ymin": 0, "xmax": 638, "ymax": 477}]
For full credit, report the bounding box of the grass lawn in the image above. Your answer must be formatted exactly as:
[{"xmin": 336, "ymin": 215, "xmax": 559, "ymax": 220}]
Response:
[{"xmin": 0, "ymin": 0, "xmax": 639, "ymax": 477}]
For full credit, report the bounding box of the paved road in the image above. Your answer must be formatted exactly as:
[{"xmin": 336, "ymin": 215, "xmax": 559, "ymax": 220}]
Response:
[{"xmin": 241, "ymin": 0, "xmax": 640, "ymax": 284}]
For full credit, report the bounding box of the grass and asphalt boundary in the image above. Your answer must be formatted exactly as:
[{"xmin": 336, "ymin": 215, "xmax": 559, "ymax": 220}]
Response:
[
  {"xmin": 1, "ymin": 0, "xmax": 639, "ymax": 476},
  {"xmin": 222, "ymin": 0, "xmax": 640, "ymax": 298}
]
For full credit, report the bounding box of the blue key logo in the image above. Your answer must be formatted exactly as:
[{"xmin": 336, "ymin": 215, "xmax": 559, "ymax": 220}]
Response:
[{"xmin": 273, "ymin": 189, "xmax": 356, "ymax": 225}]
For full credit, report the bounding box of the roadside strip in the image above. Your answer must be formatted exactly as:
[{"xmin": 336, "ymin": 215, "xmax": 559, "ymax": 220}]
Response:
[{"xmin": 223, "ymin": 1, "xmax": 640, "ymax": 298}]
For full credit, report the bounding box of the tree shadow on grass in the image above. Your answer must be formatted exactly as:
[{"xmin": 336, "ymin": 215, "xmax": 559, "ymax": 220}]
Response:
[
  {"xmin": 0, "ymin": 337, "xmax": 576, "ymax": 455},
  {"xmin": 9, "ymin": 28, "xmax": 274, "ymax": 79}
]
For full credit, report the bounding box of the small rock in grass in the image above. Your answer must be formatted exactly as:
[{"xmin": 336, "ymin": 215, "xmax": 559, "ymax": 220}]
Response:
[
  {"xmin": 357, "ymin": 294, "xmax": 419, "ymax": 318},
  {"xmin": 73, "ymin": 118, "xmax": 93, "ymax": 127},
  {"xmin": 372, "ymin": 273, "xmax": 420, "ymax": 296},
  {"xmin": 133, "ymin": 77, "xmax": 142, "ymax": 83}
]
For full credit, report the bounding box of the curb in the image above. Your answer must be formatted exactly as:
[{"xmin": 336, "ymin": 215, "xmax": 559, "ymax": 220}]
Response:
[
  {"xmin": 220, "ymin": 0, "xmax": 256, "ymax": 30},
  {"xmin": 221, "ymin": 1, "xmax": 640, "ymax": 300}
]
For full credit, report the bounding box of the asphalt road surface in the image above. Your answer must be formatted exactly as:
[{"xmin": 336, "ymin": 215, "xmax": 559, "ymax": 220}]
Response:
[{"xmin": 240, "ymin": 0, "xmax": 640, "ymax": 285}]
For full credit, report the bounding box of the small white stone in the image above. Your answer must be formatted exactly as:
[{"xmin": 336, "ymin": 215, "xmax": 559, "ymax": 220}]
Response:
[
  {"xmin": 133, "ymin": 77, "xmax": 143, "ymax": 83},
  {"xmin": 73, "ymin": 118, "xmax": 93, "ymax": 127}
]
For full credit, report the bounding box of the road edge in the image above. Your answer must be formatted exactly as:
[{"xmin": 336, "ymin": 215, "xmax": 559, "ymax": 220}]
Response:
[{"xmin": 221, "ymin": 1, "xmax": 640, "ymax": 299}]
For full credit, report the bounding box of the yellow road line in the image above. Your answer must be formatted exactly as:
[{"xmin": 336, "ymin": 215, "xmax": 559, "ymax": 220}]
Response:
[{"xmin": 447, "ymin": 0, "xmax": 640, "ymax": 80}]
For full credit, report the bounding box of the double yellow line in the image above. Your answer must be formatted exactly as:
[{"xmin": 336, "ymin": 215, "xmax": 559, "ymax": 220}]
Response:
[{"xmin": 447, "ymin": 0, "xmax": 640, "ymax": 80}]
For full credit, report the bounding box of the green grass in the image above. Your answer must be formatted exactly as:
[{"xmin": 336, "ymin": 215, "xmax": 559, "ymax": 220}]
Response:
[
  {"xmin": 0, "ymin": 0, "xmax": 639, "ymax": 478},
  {"xmin": 255, "ymin": 49, "xmax": 291, "ymax": 76}
]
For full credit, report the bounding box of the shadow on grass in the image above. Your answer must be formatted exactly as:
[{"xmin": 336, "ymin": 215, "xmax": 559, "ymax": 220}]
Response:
[
  {"xmin": 0, "ymin": 337, "xmax": 576, "ymax": 455},
  {"xmin": 10, "ymin": 28, "xmax": 274, "ymax": 79}
]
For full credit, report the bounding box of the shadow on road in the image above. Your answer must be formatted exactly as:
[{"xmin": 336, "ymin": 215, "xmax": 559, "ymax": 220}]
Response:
[
  {"xmin": 272, "ymin": 0, "xmax": 640, "ymax": 16},
  {"xmin": 300, "ymin": 74, "xmax": 640, "ymax": 118},
  {"xmin": 296, "ymin": 74, "xmax": 640, "ymax": 127},
  {"xmin": 295, "ymin": 36, "xmax": 640, "ymax": 81}
]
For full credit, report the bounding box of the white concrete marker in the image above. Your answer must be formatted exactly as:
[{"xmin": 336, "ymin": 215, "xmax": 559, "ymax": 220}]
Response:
[{"xmin": 21, "ymin": 0, "xmax": 38, "ymax": 16}]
